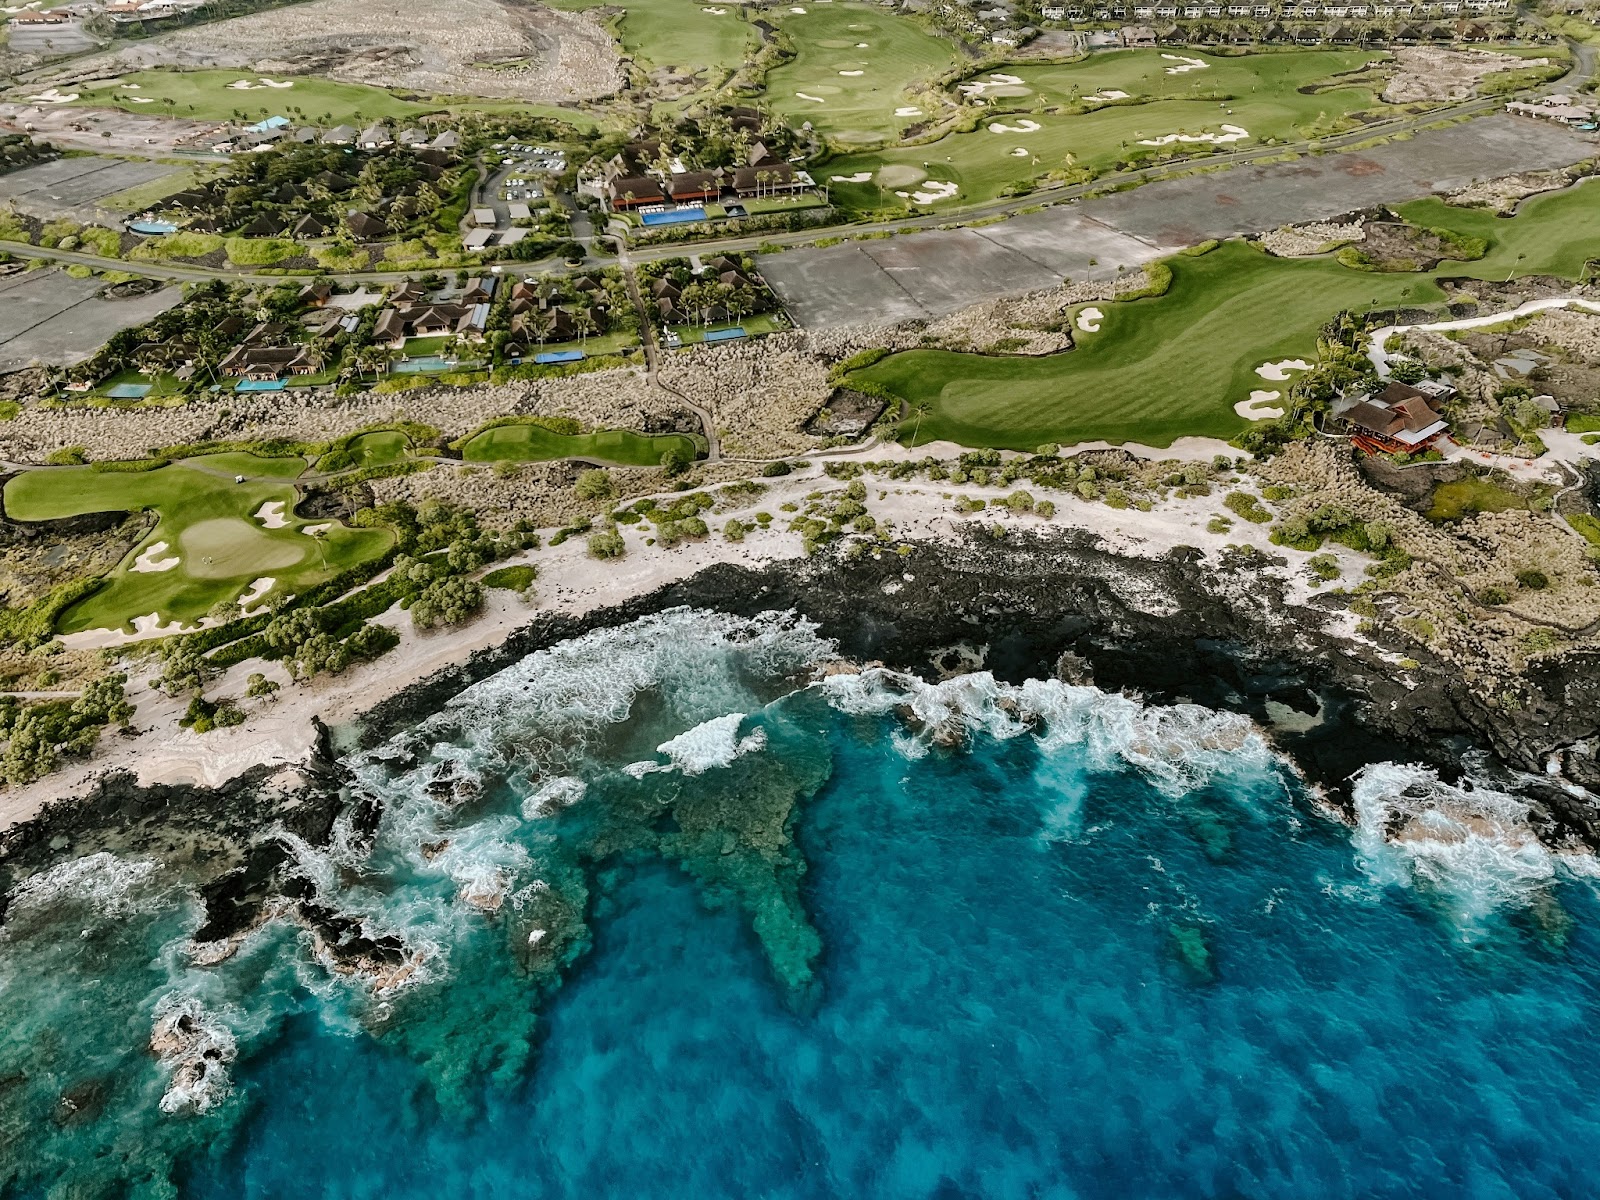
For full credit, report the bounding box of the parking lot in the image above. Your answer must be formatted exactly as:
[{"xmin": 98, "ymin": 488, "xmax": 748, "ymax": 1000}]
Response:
[
  {"xmin": 0, "ymin": 154, "xmax": 181, "ymax": 223},
  {"xmin": 0, "ymin": 268, "xmax": 181, "ymax": 374},
  {"xmin": 490, "ymin": 142, "xmax": 566, "ymax": 204},
  {"xmin": 760, "ymin": 115, "xmax": 1598, "ymax": 329}
]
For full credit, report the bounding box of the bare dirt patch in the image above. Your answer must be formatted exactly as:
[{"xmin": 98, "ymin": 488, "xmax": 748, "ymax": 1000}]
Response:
[
  {"xmin": 1446, "ymin": 162, "xmax": 1598, "ymax": 215},
  {"xmin": 1382, "ymin": 47, "xmax": 1549, "ymax": 105},
  {"xmin": 59, "ymin": 0, "xmax": 624, "ymax": 104}
]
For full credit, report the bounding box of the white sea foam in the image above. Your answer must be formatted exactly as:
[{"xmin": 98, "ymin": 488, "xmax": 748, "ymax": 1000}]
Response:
[
  {"xmin": 5, "ymin": 852, "xmax": 162, "ymax": 922},
  {"xmin": 1350, "ymin": 762, "xmax": 1561, "ymax": 926},
  {"xmin": 656, "ymin": 713, "xmax": 768, "ymax": 775},
  {"xmin": 405, "ymin": 608, "xmax": 833, "ymax": 774},
  {"xmin": 522, "ymin": 775, "xmax": 588, "ymax": 818},
  {"xmin": 818, "ymin": 669, "xmax": 1271, "ymax": 796},
  {"xmin": 150, "ymin": 991, "xmax": 238, "ymax": 1114}
]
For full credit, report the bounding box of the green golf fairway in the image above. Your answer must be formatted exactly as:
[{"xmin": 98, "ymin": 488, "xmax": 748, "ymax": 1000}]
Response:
[
  {"xmin": 3, "ymin": 454, "xmax": 392, "ymax": 633},
  {"xmin": 822, "ymin": 48, "xmax": 1387, "ymax": 211},
  {"xmin": 459, "ymin": 425, "xmax": 702, "ymax": 466},
  {"xmin": 851, "ymin": 240, "xmax": 1444, "ymax": 449},
  {"xmin": 766, "ymin": 3, "xmax": 961, "ymax": 145}
]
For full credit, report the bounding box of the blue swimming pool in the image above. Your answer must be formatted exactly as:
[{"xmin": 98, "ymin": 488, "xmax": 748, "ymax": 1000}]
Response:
[
  {"xmin": 127, "ymin": 220, "xmax": 178, "ymax": 235},
  {"xmin": 640, "ymin": 207, "xmax": 707, "ymax": 227},
  {"xmin": 534, "ymin": 350, "xmax": 585, "ymax": 364},
  {"xmin": 105, "ymin": 383, "xmax": 152, "ymax": 399},
  {"xmin": 234, "ymin": 379, "xmax": 286, "ymax": 392},
  {"xmin": 703, "ymin": 327, "xmax": 747, "ymax": 343}
]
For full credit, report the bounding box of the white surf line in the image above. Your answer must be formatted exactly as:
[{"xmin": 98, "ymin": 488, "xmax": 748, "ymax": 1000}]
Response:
[
  {"xmin": 254, "ymin": 500, "xmax": 289, "ymax": 528},
  {"xmin": 1161, "ymin": 53, "xmax": 1208, "ymax": 73},
  {"xmin": 988, "ymin": 118, "xmax": 1040, "ymax": 133},
  {"xmin": 1138, "ymin": 123, "xmax": 1248, "ymax": 147},
  {"xmin": 1367, "ymin": 297, "xmax": 1600, "ymax": 377},
  {"xmin": 1076, "ymin": 306, "xmax": 1103, "ymax": 332},
  {"xmin": 131, "ymin": 541, "xmax": 180, "ymax": 573},
  {"xmin": 1255, "ymin": 358, "xmax": 1311, "ymax": 381},
  {"xmin": 1235, "ymin": 390, "xmax": 1285, "ymax": 420}
]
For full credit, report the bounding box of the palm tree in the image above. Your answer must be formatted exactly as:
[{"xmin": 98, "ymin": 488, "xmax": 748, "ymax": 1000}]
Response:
[{"xmin": 909, "ymin": 401, "xmax": 932, "ymax": 447}]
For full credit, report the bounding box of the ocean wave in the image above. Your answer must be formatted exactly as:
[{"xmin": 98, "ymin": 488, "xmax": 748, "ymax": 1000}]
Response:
[
  {"xmin": 656, "ymin": 713, "xmax": 768, "ymax": 776},
  {"xmin": 1350, "ymin": 762, "xmax": 1563, "ymax": 924},
  {"xmin": 522, "ymin": 776, "xmax": 588, "ymax": 819},
  {"xmin": 5, "ymin": 852, "xmax": 164, "ymax": 924},
  {"xmin": 402, "ymin": 608, "xmax": 835, "ymax": 774},
  {"xmin": 818, "ymin": 668, "xmax": 1272, "ymax": 796}
]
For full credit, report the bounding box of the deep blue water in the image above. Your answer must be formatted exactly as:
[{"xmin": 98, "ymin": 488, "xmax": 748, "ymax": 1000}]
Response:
[
  {"xmin": 7, "ymin": 612, "xmax": 1600, "ymax": 1199},
  {"xmin": 187, "ymin": 718, "xmax": 1600, "ymax": 1199}
]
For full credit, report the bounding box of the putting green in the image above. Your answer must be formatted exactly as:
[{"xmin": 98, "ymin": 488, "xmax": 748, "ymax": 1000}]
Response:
[
  {"xmin": 69, "ymin": 69, "xmax": 438, "ymax": 126},
  {"xmin": 2, "ymin": 454, "xmax": 393, "ymax": 633},
  {"xmin": 850, "ymin": 240, "xmax": 1446, "ymax": 449},
  {"xmin": 459, "ymin": 424, "xmax": 702, "ymax": 466},
  {"xmin": 822, "ymin": 48, "xmax": 1387, "ymax": 211},
  {"xmin": 765, "ymin": 3, "xmax": 961, "ymax": 144}
]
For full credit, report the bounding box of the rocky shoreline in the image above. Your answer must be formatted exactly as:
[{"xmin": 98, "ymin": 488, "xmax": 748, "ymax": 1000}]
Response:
[{"xmin": 3, "ymin": 526, "xmax": 1598, "ymax": 919}]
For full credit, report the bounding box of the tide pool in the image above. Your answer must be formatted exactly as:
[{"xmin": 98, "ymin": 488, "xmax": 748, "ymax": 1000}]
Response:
[{"xmin": 4, "ymin": 610, "xmax": 1600, "ymax": 1198}]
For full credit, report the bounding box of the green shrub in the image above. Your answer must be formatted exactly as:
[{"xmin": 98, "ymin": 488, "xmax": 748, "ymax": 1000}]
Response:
[
  {"xmin": 1224, "ymin": 491, "xmax": 1272, "ymax": 524},
  {"xmin": 588, "ymin": 526, "xmax": 626, "ymax": 559},
  {"xmin": 482, "ymin": 564, "xmax": 537, "ymax": 591},
  {"xmin": 1515, "ymin": 569, "xmax": 1549, "ymax": 591}
]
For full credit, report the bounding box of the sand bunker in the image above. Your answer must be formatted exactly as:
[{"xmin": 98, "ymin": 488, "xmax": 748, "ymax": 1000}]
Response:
[
  {"xmin": 830, "ymin": 171, "xmax": 873, "ymax": 182},
  {"xmin": 896, "ymin": 180, "xmax": 958, "ymax": 204},
  {"xmin": 1256, "ymin": 358, "xmax": 1311, "ymax": 381},
  {"xmin": 894, "ymin": 105, "xmax": 922, "ymax": 116},
  {"xmin": 1161, "ymin": 53, "xmax": 1208, "ymax": 74},
  {"xmin": 1138, "ymin": 123, "xmax": 1248, "ymax": 147},
  {"xmin": 226, "ymin": 78, "xmax": 294, "ymax": 90},
  {"xmin": 1235, "ymin": 390, "xmax": 1285, "ymax": 420},
  {"xmin": 254, "ymin": 500, "xmax": 290, "ymax": 529},
  {"xmin": 1076, "ymin": 307, "xmax": 1103, "ymax": 333},
  {"xmin": 959, "ymin": 73, "xmax": 1024, "ymax": 98},
  {"xmin": 796, "ymin": 92, "xmax": 826, "ymax": 102},
  {"xmin": 1086, "ymin": 89, "xmax": 1131, "ymax": 101},
  {"xmin": 238, "ymin": 577, "xmax": 275, "ymax": 608},
  {"xmin": 701, "ymin": 6, "xmax": 726, "ymax": 12},
  {"xmin": 855, "ymin": 41, "xmax": 867, "ymax": 47},
  {"xmin": 131, "ymin": 541, "xmax": 180, "ymax": 573},
  {"xmin": 26, "ymin": 88, "xmax": 78, "ymax": 104},
  {"xmin": 302, "ymin": 522, "xmax": 332, "ymax": 536},
  {"xmin": 1010, "ymin": 147, "xmax": 1029, "ymax": 157},
  {"xmin": 123, "ymin": 96, "xmax": 156, "ymax": 103},
  {"xmin": 839, "ymin": 70, "xmax": 864, "ymax": 77},
  {"xmin": 988, "ymin": 118, "xmax": 1041, "ymax": 134},
  {"xmin": 790, "ymin": 4, "xmax": 806, "ymax": 10}
]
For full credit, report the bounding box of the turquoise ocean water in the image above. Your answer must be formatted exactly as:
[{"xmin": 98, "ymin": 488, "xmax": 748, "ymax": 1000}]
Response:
[{"xmin": 4, "ymin": 609, "xmax": 1600, "ymax": 1198}]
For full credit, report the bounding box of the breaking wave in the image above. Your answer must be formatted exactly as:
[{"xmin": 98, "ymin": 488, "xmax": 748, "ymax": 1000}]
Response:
[
  {"xmin": 150, "ymin": 991, "xmax": 239, "ymax": 1115},
  {"xmin": 1349, "ymin": 762, "xmax": 1574, "ymax": 927},
  {"xmin": 4, "ymin": 852, "xmax": 164, "ymax": 924},
  {"xmin": 818, "ymin": 668, "xmax": 1273, "ymax": 796}
]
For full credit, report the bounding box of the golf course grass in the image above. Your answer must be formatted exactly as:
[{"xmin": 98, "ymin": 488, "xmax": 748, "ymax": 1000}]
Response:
[
  {"xmin": 765, "ymin": 3, "xmax": 961, "ymax": 145},
  {"xmin": 69, "ymin": 69, "xmax": 438, "ymax": 126},
  {"xmin": 822, "ymin": 48, "xmax": 1389, "ymax": 211},
  {"xmin": 850, "ymin": 240, "xmax": 1445, "ymax": 449},
  {"xmin": 2, "ymin": 454, "xmax": 393, "ymax": 633},
  {"xmin": 1395, "ymin": 180, "xmax": 1600, "ymax": 281},
  {"xmin": 547, "ymin": 0, "xmax": 757, "ymax": 80},
  {"xmin": 459, "ymin": 424, "xmax": 702, "ymax": 466}
]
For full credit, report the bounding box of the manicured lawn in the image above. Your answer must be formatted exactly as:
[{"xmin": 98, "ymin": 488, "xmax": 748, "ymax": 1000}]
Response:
[
  {"xmin": 669, "ymin": 311, "xmax": 790, "ymax": 343},
  {"xmin": 739, "ymin": 193, "xmax": 829, "ymax": 215},
  {"xmin": 459, "ymin": 423, "xmax": 702, "ymax": 466},
  {"xmin": 2, "ymin": 453, "xmax": 391, "ymax": 633},
  {"xmin": 321, "ymin": 430, "xmax": 414, "ymax": 471},
  {"xmin": 823, "ymin": 48, "xmax": 1386, "ymax": 211},
  {"xmin": 546, "ymin": 0, "xmax": 757, "ymax": 78},
  {"xmin": 508, "ymin": 329, "xmax": 641, "ymax": 360},
  {"xmin": 765, "ymin": 3, "xmax": 961, "ymax": 146},
  {"xmin": 71, "ymin": 69, "xmax": 437, "ymax": 126},
  {"xmin": 91, "ymin": 368, "xmax": 186, "ymax": 399},
  {"xmin": 1395, "ymin": 182, "xmax": 1600, "ymax": 281},
  {"xmin": 850, "ymin": 240, "xmax": 1443, "ymax": 449}
]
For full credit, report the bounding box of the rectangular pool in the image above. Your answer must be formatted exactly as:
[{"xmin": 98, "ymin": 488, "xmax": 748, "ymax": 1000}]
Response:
[{"xmin": 641, "ymin": 207, "xmax": 707, "ymax": 227}]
